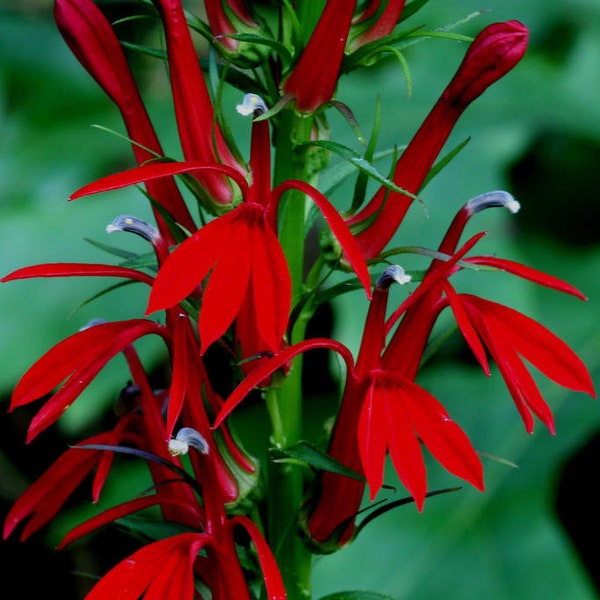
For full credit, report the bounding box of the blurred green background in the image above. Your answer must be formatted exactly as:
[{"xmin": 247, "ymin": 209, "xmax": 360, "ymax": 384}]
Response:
[{"xmin": 1, "ymin": 1, "xmax": 599, "ymax": 598}]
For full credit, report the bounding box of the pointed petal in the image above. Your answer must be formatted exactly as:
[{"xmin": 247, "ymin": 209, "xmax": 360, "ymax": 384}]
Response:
[
  {"xmin": 85, "ymin": 533, "xmax": 207, "ymax": 600},
  {"xmin": 232, "ymin": 516, "xmax": 286, "ymax": 600},
  {"xmin": 70, "ymin": 161, "xmax": 248, "ymax": 200},
  {"xmin": 250, "ymin": 221, "xmax": 291, "ymax": 352},
  {"xmin": 3, "ymin": 433, "xmax": 111, "ymax": 541},
  {"xmin": 274, "ymin": 179, "xmax": 372, "ymax": 298},
  {"xmin": 384, "ymin": 380, "xmax": 428, "ymax": 510},
  {"xmin": 443, "ymin": 281, "xmax": 490, "ymax": 375},
  {"xmin": 11, "ymin": 320, "xmax": 166, "ymax": 410},
  {"xmin": 58, "ymin": 494, "xmax": 196, "ymax": 550},
  {"xmin": 473, "ymin": 317, "xmax": 555, "ymax": 433},
  {"xmin": 214, "ymin": 338, "xmax": 354, "ymax": 428},
  {"xmin": 198, "ymin": 213, "xmax": 254, "ymax": 353},
  {"xmin": 466, "ymin": 295, "xmax": 595, "ymax": 396},
  {"xmin": 147, "ymin": 212, "xmax": 237, "ymax": 314},
  {"xmin": 357, "ymin": 380, "xmax": 388, "ymax": 499},
  {"xmin": 466, "ymin": 256, "xmax": 587, "ymax": 300},
  {"xmin": 1, "ymin": 263, "xmax": 153, "ymax": 285},
  {"xmin": 400, "ymin": 378, "xmax": 484, "ymax": 492}
]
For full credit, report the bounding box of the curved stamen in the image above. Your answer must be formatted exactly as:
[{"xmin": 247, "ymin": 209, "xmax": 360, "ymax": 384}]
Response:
[
  {"xmin": 168, "ymin": 427, "xmax": 210, "ymax": 456},
  {"xmin": 107, "ymin": 215, "xmax": 161, "ymax": 244}
]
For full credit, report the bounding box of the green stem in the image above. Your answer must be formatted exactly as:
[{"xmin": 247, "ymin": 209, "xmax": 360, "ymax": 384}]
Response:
[{"xmin": 265, "ymin": 107, "xmax": 317, "ymax": 600}]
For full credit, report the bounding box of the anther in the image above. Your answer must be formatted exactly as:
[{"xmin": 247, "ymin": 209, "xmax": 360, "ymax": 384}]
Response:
[
  {"xmin": 236, "ymin": 93, "xmax": 268, "ymax": 118},
  {"xmin": 168, "ymin": 427, "xmax": 209, "ymax": 456}
]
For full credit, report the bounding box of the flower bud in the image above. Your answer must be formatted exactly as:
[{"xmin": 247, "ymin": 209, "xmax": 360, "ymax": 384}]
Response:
[{"xmin": 443, "ymin": 20, "xmax": 529, "ymax": 109}]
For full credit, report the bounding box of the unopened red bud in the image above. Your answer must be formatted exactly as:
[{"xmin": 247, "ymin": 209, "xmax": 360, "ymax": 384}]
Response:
[{"xmin": 443, "ymin": 20, "xmax": 529, "ymax": 108}]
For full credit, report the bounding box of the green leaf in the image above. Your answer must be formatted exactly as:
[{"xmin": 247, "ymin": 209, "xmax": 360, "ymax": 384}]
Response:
[
  {"xmin": 120, "ymin": 40, "xmax": 167, "ymax": 61},
  {"xmin": 420, "ymin": 136, "xmax": 471, "ymax": 191},
  {"xmin": 271, "ymin": 441, "xmax": 365, "ymax": 481},
  {"xmin": 69, "ymin": 280, "xmax": 139, "ymax": 316},
  {"xmin": 116, "ymin": 515, "xmax": 197, "ymax": 542},
  {"xmin": 223, "ymin": 32, "xmax": 294, "ymax": 67},
  {"xmin": 299, "ymin": 140, "xmax": 417, "ymax": 201},
  {"xmin": 84, "ymin": 238, "xmax": 138, "ymax": 260},
  {"xmin": 349, "ymin": 97, "xmax": 381, "ymax": 213},
  {"xmin": 319, "ymin": 147, "xmax": 399, "ymax": 198},
  {"xmin": 319, "ymin": 592, "xmax": 399, "ymax": 600},
  {"xmin": 400, "ymin": 0, "xmax": 433, "ymax": 22}
]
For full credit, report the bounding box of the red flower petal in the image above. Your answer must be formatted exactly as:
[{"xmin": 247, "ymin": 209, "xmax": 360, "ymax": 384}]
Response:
[
  {"xmin": 283, "ymin": 0, "xmax": 357, "ymax": 112},
  {"xmin": 250, "ymin": 219, "xmax": 291, "ymax": 352},
  {"xmin": 3, "ymin": 432, "xmax": 113, "ymax": 541},
  {"xmin": 85, "ymin": 533, "xmax": 208, "ymax": 600},
  {"xmin": 11, "ymin": 320, "xmax": 166, "ymax": 410},
  {"xmin": 400, "ymin": 378, "xmax": 484, "ymax": 492},
  {"xmin": 443, "ymin": 281, "xmax": 490, "ymax": 375},
  {"xmin": 54, "ymin": 0, "xmax": 196, "ymax": 233},
  {"xmin": 383, "ymin": 381, "xmax": 428, "ymax": 510},
  {"xmin": 70, "ymin": 160, "xmax": 248, "ymax": 201},
  {"xmin": 357, "ymin": 379, "xmax": 388, "ymax": 499},
  {"xmin": 1, "ymin": 263, "xmax": 153, "ymax": 286},
  {"xmin": 214, "ymin": 338, "xmax": 355, "ymax": 428},
  {"xmin": 147, "ymin": 211, "xmax": 237, "ymax": 315},
  {"xmin": 58, "ymin": 493, "xmax": 198, "ymax": 550},
  {"xmin": 464, "ymin": 295, "xmax": 595, "ymax": 396},
  {"xmin": 198, "ymin": 211, "xmax": 254, "ymax": 353},
  {"xmin": 12, "ymin": 321, "xmax": 167, "ymax": 441},
  {"xmin": 232, "ymin": 516, "xmax": 287, "ymax": 600},
  {"xmin": 465, "ymin": 256, "xmax": 587, "ymax": 300},
  {"xmin": 274, "ymin": 179, "xmax": 372, "ymax": 299}
]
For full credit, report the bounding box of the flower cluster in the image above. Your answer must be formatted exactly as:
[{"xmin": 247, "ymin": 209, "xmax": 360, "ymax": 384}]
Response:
[{"xmin": 2, "ymin": 1, "xmax": 595, "ymax": 599}]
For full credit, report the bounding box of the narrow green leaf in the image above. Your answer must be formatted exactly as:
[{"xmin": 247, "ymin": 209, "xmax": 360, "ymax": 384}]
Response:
[
  {"xmin": 84, "ymin": 238, "xmax": 138, "ymax": 260},
  {"xmin": 400, "ymin": 0, "xmax": 433, "ymax": 22},
  {"xmin": 329, "ymin": 101, "xmax": 366, "ymax": 145},
  {"xmin": 477, "ymin": 450, "xmax": 520, "ymax": 469},
  {"xmin": 354, "ymin": 487, "xmax": 462, "ymax": 539},
  {"xmin": 300, "ymin": 140, "xmax": 416, "ymax": 201},
  {"xmin": 349, "ymin": 97, "xmax": 381, "ymax": 213},
  {"xmin": 120, "ymin": 40, "xmax": 166, "ymax": 61},
  {"xmin": 271, "ymin": 441, "xmax": 365, "ymax": 481},
  {"xmin": 223, "ymin": 33, "xmax": 294, "ymax": 66},
  {"xmin": 69, "ymin": 280, "xmax": 140, "ymax": 317},
  {"xmin": 420, "ymin": 137, "xmax": 470, "ymax": 191},
  {"xmin": 75, "ymin": 443, "xmax": 202, "ymax": 495},
  {"xmin": 116, "ymin": 516, "xmax": 197, "ymax": 542},
  {"xmin": 90, "ymin": 124, "xmax": 162, "ymax": 159}
]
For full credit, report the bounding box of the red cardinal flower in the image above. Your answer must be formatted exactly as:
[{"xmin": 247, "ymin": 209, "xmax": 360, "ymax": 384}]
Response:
[
  {"xmin": 71, "ymin": 94, "xmax": 371, "ymax": 355},
  {"xmin": 348, "ymin": 20, "xmax": 529, "ymax": 259}
]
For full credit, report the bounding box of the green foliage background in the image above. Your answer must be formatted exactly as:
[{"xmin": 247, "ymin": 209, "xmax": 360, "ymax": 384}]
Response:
[{"xmin": 1, "ymin": 1, "xmax": 599, "ymax": 598}]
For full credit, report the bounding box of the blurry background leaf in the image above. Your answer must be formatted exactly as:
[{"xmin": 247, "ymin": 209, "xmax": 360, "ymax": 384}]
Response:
[{"xmin": 1, "ymin": 1, "xmax": 599, "ymax": 598}]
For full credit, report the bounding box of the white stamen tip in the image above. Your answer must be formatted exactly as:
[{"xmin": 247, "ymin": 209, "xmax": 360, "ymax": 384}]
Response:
[
  {"xmin": 376, "ymin": 265, "xmax": 412, "ymax": 289},
  {"xmin": 236, "ymin": 93, "xmax": 268, "ymax": 117},
  {"xmin": 168, "ymin": 439, "xmax": 190, "ymax": 456},
  {"xmin": 506, "ymin": 197, "xmax": 521, "ymax": 214},
  {"xmin": 168, "ymin": 427, "xmax": 209, "ymax": 456},
  {"xmin": 465, "ymin": 191, "xmax": 520, "ymax": 216}
]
